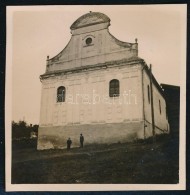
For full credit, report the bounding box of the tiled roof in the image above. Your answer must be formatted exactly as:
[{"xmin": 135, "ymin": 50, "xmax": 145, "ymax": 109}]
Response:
[{"xmin": 70, "ymin": 12, "xmax": 110, "ymax": 30}]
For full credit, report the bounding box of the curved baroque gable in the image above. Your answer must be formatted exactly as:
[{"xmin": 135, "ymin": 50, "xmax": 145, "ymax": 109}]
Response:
[
  {"xmin": 45, "ymin": 12, "xmax": 139, "ymax": 73},
  {"xmin": 70, "ymin": 12, "xmax": 110, "ymax": 30}
]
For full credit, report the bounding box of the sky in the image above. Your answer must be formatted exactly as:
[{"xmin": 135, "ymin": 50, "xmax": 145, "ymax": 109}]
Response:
[{"xmin": 9, "ymin": 5, "xmax": 186, "ymax": 124}]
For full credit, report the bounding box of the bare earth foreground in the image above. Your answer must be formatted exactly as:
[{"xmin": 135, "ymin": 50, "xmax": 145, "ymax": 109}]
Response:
[{"xmin": 12, "ymin": 135, "xmax": 179, "ymax": 184}]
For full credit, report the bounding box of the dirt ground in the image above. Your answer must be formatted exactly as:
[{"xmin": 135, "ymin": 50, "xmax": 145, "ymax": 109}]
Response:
[{"xmin": 12, "ymin": 135, "xmax": 179, "ymax": 184}]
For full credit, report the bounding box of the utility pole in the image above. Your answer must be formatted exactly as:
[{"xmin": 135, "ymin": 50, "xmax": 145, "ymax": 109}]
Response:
[{"xmin": 149, "ymin": 64, "xmax": 155, "ymax": 143}]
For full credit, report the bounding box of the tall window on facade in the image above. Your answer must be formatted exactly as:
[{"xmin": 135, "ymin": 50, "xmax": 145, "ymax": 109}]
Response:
[
  {"xmin": 57, "ymin": 86, "xmax": 66, "ymax": 102},
  {"xmin": 109, "ymin": 79, "xmax": 120, "ymax": 97},
  {"xmin": 166, "ymin": 107, "xmax": 168, "ymax": 119},
  {"xmin": 159, "ymin": 100, "xmax": 161, "ymax": 114},
  {"xmin": 147, "ymin": 85, "xmax": 150, "ymax": 104}
]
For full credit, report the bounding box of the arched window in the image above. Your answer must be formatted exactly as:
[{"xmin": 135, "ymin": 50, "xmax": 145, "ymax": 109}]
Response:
[
  {"xmin": 109, "ymin": 79, "xmax": 120, "ymax": 97},
  {"xmin": 57, "ymin": 86, "xmax": 66, "ymax": 102},
  {"xmin": 147, "ymin": 85, "xmax": 150, "ymax": 104},
  {"xmin": 166, "ymin": 107, "xmax": 168, "ymax": 119}
]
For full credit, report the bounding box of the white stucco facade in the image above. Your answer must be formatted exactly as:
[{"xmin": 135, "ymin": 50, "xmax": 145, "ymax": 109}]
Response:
[{"xmin": 37, "ymin": 12, "xmax": 169, "ymax": 150}]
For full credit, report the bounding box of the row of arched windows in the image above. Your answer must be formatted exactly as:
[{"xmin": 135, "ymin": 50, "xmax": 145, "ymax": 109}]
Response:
[
  {"xmin": 57, "ymin": 79, "xmax": 120, "ymax": 102},
  {"xmin": 57, "ymin": 81, "xmax": 164, "ymax": 117}
]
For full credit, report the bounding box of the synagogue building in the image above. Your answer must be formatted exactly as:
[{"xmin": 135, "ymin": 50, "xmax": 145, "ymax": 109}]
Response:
[{"xmin": 37, "ymin": 12, "xmax": 169, "ymax": 149}]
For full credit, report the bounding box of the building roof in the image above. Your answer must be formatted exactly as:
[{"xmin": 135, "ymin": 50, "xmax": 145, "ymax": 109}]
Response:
[
  {"xmin": 70, "ymin": 12, "xmax": 110, "ymax": 30},
  {"xmin": 160, "ymin": 84, "xmax": 180, "ymax": 90}
]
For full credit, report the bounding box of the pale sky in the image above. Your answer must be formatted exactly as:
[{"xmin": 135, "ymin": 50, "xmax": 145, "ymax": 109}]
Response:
[{"xmin": 9, "ymin": 5, "xmax": 186, "ymax": 124}]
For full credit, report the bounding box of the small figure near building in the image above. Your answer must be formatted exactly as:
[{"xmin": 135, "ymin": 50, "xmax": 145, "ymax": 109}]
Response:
[
  {"xmin": 80, "ymin": 134, "xmax": 84, "ymax": 148},
  {"xmin": 67, "ymin": 138, "xmax": 72, "ymax": 150}
]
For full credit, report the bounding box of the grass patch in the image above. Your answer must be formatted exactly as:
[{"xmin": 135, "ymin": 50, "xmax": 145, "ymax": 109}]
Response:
[{"xmin": 12, "ymin": 134, "xmax": 179, "ymax": 184}]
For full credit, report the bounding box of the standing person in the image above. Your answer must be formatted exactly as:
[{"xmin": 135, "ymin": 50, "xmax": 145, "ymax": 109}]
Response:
[
  {"xmin": 67, "ymin": 138, "xmax": 72, "ymax": 150},
  {"xmin": 80, "ymin": 133, "xmax": 84, "ymax": 148}
]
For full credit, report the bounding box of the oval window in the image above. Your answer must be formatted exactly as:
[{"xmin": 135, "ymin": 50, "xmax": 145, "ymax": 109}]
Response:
[{"xmin": 86, "ymin": 37, "xmax": 92, "ymax": 45}]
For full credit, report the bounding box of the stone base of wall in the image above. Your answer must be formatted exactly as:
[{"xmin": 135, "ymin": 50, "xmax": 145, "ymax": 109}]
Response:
[
  {"xmin": 37, "ymin": 121, "xmax": 145, "ymax": 150},
  {"xmin": 144, "ymin": 120, "xmax": 169, "ymax": 139}
]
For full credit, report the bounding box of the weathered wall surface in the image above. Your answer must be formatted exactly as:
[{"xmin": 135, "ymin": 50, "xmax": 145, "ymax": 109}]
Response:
[
  {"xmin": 142, "ymin": 70, "xmax": 169, "ymax": 137},
  {"xmin": 40, "ymin": 64, "xmax": 143, "ymax": 127},
  {"xmin": 38, "ymin": 63, "xmax": 144, "ymax": 149},
  {"xmin": 37, "ymin": 121, "xmax": 144, "ymax": 150}
]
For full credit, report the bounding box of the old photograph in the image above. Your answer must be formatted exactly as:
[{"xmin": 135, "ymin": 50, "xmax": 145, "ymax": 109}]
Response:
[{"xmin": 6, "ymin": 5, "xmax": 186, "ymax": 191}]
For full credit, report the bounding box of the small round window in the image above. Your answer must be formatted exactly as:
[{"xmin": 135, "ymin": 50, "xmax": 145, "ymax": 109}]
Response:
[{"xmin": 86, "ymin": 37, "xmax": 92, "ymax": 45}]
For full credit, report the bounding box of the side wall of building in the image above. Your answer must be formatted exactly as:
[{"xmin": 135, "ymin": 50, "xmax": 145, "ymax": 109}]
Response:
[{"xmin": 142, "ymin": 70, "xmax": 169, "ymax": 138}]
